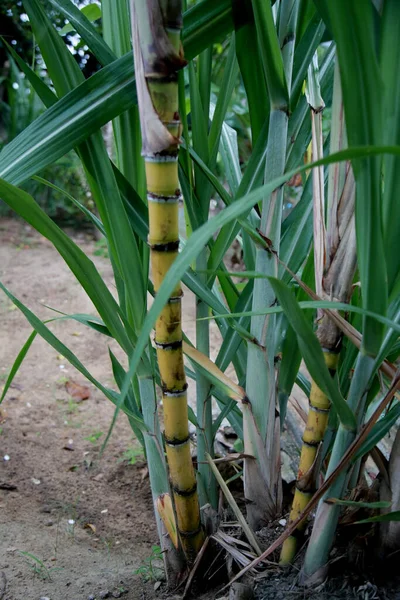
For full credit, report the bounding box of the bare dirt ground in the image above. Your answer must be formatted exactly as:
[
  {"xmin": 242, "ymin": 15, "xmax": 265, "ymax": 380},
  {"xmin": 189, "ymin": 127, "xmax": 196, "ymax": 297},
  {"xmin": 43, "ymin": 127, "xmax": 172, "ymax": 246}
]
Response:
[{"xmin": 0, "ymin": 218, "xmax": 187, "ymax": 600}]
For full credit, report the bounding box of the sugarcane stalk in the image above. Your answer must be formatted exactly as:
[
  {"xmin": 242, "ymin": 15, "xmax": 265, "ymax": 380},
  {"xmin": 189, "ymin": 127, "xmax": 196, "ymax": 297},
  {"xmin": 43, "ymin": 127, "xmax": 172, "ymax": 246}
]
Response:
[
  {"xmin": 244, "ymin": 0, "xmax": 298, "ymax": 529},
  {"xmin": 280, "ymin": 58, "xmax": 356, "ymax": 565},
  {"xmin": 131, "ymin": 0, "xmax": 203, "ymax": 561}
]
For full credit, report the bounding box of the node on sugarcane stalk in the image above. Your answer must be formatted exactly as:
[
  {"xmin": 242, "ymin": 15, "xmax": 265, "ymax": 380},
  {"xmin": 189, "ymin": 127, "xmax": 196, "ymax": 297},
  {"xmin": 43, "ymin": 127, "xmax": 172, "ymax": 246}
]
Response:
[{"xmin": 131, "ymin": 0, "xmax": 204, "ymax": 562}]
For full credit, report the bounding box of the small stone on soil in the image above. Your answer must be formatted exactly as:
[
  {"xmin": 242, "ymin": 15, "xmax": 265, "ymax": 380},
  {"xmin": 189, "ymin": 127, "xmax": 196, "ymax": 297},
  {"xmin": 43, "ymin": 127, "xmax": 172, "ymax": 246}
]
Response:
[
  {"xmin": 99, "ymin": 591, "xmax": 110, "ymax": 599},
  {"xmin": 112, "ymin": 592, "xmax": 121, "ymax": 598},
  {"xmin": 87, "ymin": 595, "xmax": 95, "ymax": 600}
]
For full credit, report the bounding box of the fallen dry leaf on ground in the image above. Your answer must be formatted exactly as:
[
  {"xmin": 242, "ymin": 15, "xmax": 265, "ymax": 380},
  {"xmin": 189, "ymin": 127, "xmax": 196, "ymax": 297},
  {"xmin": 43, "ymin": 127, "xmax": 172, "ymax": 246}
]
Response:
[{"xmin": 65, "ymin": 380, "xmax": 91, "ymax": 401}]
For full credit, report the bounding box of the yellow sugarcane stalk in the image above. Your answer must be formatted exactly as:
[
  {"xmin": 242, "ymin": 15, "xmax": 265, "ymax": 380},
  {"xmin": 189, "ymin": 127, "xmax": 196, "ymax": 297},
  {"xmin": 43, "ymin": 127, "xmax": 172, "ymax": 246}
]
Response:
[
  {"xmin": 280, "ymin": 350, "xmax": 339, "ymax": 564},
  {"xmin": 132, "ymin": 0, "xmax": 203, "ymax": 561}
]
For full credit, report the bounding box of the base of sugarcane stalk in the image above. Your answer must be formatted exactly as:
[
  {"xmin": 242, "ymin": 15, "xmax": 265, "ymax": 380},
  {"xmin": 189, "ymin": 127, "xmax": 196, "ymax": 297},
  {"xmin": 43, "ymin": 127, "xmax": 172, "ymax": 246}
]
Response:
[{"xmin": 280, "ymin": 350, "xmax": 339, "ymax": 565}]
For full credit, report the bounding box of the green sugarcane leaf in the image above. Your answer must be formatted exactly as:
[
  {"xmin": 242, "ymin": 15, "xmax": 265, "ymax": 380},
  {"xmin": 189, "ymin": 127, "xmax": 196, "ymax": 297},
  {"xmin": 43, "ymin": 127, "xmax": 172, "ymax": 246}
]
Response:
[
  {"xmin": 219, "ymin": 119, "xmax": 241, "ymax": 196},
  {"xmin": 0, "ymin": 179, "xmax": 133, "ymax": 352},
  {"xmin": 25, "ymin": 0, "xmax": 147, "ymax": 332},
  {"xmin": 41, "ymin": 306, "xmax": 113, "ymax": 337},
  {"xmin": 216, "ymin": 280, "xmax": 253, "ymax": 374},
  {"xmin": 325, "ymin": 0, "xmax": 386, "ymax": 356},
  {"xmin": 182, "ymin": 0, "xmax": 252, "ymax": 61},
  {"xmin": 0, "ymin": 308, "xmax": 115, "ymax": 404},
  {"xmin": 0, "ymin": 53, "xmax": 136, "ymax": 186},
  {"xmin": 1, "ymin": 37, "xmax": 58, "ymax": 108},
  {"xmin": 0, "ymin": 282, "xmax": 144, "ymax": 428},
  {"xmin": 212, "ymin": 399, "xmax": 238, "ymax": 437},
  {"xmin": 108, "ymin": 350, "xmax": 145, "ymax": 441},
  {"xmin": 296, "ymin": 371, "xmax": 311, "ymax": 398},
  {"xmin": 189, "ymin": 62, "xmax": 210, "ymax": 218},
  {"xmin": 23, "ymin": 0, "xmax": 84, "ymax": 93},
  {"xmin": 251, "ymin": 0, "xmax": 288, "ymax": 109},
  {"xmin": 279, "ymin": 173, "xmax": 314, "ymax": 284},
  {"xmin": 32, "ymin": 176, "xmax": 105, "ymax": 235},
  {"xmin": 354, "ymin": 511, "xmax": 400, "ymax": 525},
  {"xmin": 278, "ymin": 249, "xmax": 315, "ymax": 418},
  {"xmin": 208, "ymin": 39, "xmax": 239, "ymax": 161},
  {"xmin": 199, "ymin": 301, "xmax": 400, "ymax": 335},
  {"xmin": 290, "ymin": 16, "xmax": 325, "ymax": 107},
  {"xmin": 354, "ymin": 403, "xmax": 400, "ymax": 462},
  {"xmin": 60, "ymin": 3, "xmax": 101, "ymax": 31},
  {"xmin": 236, "ymin": 20, "xmax": 269, "ymax": 144},
  {"xmin": 102, "ymin": 0, "xmax": 145, "ymax": 195},
  {"xmin": 380, "ymin": 1, "xmax": 400, "ymax": 296},
  {"xmin": 269, "ymin": 278, "xmax": 356, "ymax": 430},
  {"xmin": 326, "ymin": 499, "xmax": 391, "ymax": 509},
  {"xmin": 101, "ymin": 144, "xmax": 400, "ymax": 443},
  {"xmin": 0, "ymin": 331, "xmax": 37, "ymax": 403},
  {"xmin": 55, "ymin": 1, "xmax": 111, "ymax": 66}
]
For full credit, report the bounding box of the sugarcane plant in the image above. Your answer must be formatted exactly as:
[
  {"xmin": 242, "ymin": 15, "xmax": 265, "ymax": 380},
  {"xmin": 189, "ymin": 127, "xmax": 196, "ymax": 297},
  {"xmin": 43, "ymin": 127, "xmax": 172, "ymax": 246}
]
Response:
[
  {"xmin": 280, "ymin": 56, "xmax": 357, "ymax": 565},
  {"xmin": 131, "ymin": 0, "xmax": 203, "ymax": 560},
  {"xmin": 0, "ymin": 0, "xmax": 400, "ymax": 590}
]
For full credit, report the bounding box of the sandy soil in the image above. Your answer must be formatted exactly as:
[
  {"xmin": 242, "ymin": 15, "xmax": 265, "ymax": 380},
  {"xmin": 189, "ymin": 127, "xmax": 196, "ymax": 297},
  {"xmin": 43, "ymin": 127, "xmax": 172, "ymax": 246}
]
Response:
[{"xmin": 0, "ymin": 219, "xmax": 175, "ymax": 600}]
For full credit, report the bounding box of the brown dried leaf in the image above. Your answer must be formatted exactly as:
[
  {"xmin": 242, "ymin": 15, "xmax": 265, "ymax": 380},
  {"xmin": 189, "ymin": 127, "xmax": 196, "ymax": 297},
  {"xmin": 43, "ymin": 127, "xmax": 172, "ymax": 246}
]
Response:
[
  {"xmin": 65, "ymin": 380, "xmax": 90, "ymax": 401},
  {"xmin": 84, "ymin": 523, "xmax": 96, "ymax": 534}
]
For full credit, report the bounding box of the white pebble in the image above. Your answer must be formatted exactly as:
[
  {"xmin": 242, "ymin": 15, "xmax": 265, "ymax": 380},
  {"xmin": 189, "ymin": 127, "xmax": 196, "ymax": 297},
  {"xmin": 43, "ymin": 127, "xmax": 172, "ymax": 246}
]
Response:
[{"xmin": 3, "ymin": 454, "xmax": 10, "ymax": 461}]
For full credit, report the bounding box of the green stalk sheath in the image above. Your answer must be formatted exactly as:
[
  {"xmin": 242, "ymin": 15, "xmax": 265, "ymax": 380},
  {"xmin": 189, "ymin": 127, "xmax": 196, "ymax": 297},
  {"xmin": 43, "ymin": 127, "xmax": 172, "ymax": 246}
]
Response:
[
  {"xmin": 131, "ymin": 0, "xmax": 203, "ymax": 561},
  {"xmin": 138, "ymin": 368, "xmax": 184, "ymax": 578},
  {"xmin": 302, "ymin": 353, "xmax": 373, "ymax": 581},
  {"xmin": 196, "ymin": 249, "xmax": 217, "ymax": 508},
  {"xmin": 194, "ymin": 46, "xmax": 217, "ymax": 510},
  {"xmin": 244, "ymin": 0, "xmax": 298, "ymax": 528}
]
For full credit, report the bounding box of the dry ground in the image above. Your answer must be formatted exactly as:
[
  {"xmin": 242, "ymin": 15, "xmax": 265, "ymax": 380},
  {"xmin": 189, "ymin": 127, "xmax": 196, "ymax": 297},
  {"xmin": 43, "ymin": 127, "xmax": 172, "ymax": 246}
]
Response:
[{"xmin": 0, "ymin": 218, "xmax": 200, "ymax": 600}]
